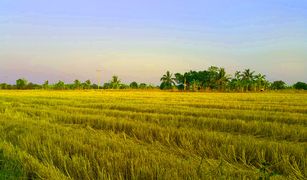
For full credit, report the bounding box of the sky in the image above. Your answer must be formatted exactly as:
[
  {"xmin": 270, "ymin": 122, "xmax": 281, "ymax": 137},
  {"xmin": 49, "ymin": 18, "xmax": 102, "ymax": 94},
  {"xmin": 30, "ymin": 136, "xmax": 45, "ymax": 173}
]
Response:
[{"xmin": 0, "ymin": 0, "xmax": 306, "ymax": 85}]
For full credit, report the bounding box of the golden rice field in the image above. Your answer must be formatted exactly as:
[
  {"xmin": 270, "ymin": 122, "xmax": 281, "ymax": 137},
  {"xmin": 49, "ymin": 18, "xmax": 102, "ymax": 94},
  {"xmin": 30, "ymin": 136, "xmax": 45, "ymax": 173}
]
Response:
[{"xmin": 0, "ymin": 90, "xmax": 306, "ymax": 179}]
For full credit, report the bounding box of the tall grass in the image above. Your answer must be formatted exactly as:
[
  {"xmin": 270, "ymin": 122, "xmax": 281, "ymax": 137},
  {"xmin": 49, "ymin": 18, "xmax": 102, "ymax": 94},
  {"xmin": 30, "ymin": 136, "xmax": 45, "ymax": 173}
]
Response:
[{"xmin": 0, "ymin": 90, "xmax": 306, "ymax": 179}]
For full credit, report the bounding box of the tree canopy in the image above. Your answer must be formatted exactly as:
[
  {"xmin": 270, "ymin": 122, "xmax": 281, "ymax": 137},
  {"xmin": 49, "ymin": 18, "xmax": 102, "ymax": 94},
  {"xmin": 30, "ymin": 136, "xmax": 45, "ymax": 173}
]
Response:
[
  {"xmin": 0, "ymin": 67, "xmax": 305, "ymax": 91},
  {"xmin": 293, "ymin": 82, "xmax": 307, "ymax": 90}
]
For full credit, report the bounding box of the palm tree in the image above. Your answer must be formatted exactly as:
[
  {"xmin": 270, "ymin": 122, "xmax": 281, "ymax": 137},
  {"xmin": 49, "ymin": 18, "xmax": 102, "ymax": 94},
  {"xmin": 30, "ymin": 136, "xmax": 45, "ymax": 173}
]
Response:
[
  {"xmin": 234, "ymin": 71, "xmax": 243, "ymax": 91},
  {"xmin": 110, "ymin": 76, "xmax": 121, "ymax": 89},
  {"xmin": 234, "ymin": 71, "xmax": 241, "ymax": 80},
  {"xmin": 160, "ymin": 71, "xmax": 175, "ymax": 89},
  {"xmin": 216, "ymin": 68, "xmax": 230, "ymax": 91},
  {"xmin": 242, "ymin": 69, "xmax": 255, "ymax": 91},
  {"xmin": 161, "ymin": 71, "xmax": 175, "ymax": 84},
  {"xmin": 207, "ymin": 66, "xmax": 219, "ymax": 90},
  {"xmin": 74, "ymin": 79, "xmax": 81, "ymax": 89},
  {"xmin": 242, "ymin": 69, "xmax": 255, "ymax": 81},
  {"xmin": 84, "ymin": 80, "xmax": 91, "ymax": 89},
  {"xmin": 254, "ymin": 73, "xmax": 266, "ymax": 91},
  {"xmin": 174, "ymin": 73, "xmax": 184, "ymax": 90}
]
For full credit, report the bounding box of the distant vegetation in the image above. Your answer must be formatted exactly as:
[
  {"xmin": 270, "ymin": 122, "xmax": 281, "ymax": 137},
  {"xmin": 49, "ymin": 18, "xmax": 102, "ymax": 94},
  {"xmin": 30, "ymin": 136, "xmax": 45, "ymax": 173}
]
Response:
[
  {"xmin": 0, "ymin": 76, "xmax": 157, "ymax": 90},
  {"xmin": 0, "ymin": 66, "xmax": 306, "ymax": 91},
  {"xmin": 160, "ymin": 66, "xmax": 306, "ymax": 91}
]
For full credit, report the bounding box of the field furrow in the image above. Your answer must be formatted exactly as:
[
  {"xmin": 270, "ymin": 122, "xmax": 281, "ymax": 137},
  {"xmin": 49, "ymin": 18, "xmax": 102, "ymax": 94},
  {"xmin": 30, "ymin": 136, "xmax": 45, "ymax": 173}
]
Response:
[{"xmin": 0, "ymin": 90, "xmax": 306, "ymax": 179}]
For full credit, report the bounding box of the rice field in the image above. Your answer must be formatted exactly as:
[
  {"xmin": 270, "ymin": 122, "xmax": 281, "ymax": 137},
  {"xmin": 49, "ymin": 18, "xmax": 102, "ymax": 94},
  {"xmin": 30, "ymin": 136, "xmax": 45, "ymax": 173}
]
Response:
[{"xmin": 0, "ymin": 90, "xmax": 306, "ymax": 179}]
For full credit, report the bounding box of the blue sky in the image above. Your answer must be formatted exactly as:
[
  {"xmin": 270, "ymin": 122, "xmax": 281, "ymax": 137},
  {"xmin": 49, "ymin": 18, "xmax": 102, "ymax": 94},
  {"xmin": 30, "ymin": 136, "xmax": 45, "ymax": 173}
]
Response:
[{"xmin": 0, "ymin": 0, "xmax": 306, "ymax": 84}]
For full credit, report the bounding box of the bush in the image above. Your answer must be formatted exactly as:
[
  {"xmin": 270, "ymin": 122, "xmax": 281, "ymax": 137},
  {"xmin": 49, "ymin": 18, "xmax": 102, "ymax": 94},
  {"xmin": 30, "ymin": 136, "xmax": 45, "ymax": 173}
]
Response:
[{"xmin": 293, "ymin": 82, "xmax": 307, "ymax": 90}]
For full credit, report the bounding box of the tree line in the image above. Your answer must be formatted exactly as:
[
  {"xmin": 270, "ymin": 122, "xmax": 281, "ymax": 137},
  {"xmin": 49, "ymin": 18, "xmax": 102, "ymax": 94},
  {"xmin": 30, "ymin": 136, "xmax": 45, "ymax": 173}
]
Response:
[
  {"xmin": 160, "ymin": 66, "xmax": 307, "ymax": 91},
  {"xmin": 0, "ymin": 66, "xmax": 306, "ymax": 91},
  {"xmin": 0, "ymin": 76, "xmax": 156, "ymax": 90}
]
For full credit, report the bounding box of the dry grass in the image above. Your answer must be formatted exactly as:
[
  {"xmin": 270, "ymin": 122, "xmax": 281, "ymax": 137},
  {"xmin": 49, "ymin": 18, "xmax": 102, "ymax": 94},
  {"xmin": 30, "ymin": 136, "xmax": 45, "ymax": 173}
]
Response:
[{"xmin": 0, "ymin": 90, "xmax": 306, "ymax": 179}]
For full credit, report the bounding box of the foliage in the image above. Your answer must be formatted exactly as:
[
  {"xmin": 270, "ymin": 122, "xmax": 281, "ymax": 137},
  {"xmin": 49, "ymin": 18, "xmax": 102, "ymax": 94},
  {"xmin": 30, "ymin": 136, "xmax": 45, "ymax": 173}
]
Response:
[
  {"xmin": 160, "ymin": 71, "xmax": 175, "ymax": 89},
  {"xmin": 73, "ymin": 79, "xmax": 82, "ymax": 89},
  {"xmin": 109, "ymin": 76, "xmax": 121, "ymax": 89},
  {"xmin": 293, "ymin": 82, "xmax": 307, "ymax": 90},
  {"xmin": 16, "ymin": 79, "xmax": 28, "ymax": 89},
  {"xmin": 139, "ymin": 83, "xmax": 147, "ymax": 89},
  {"xmin": 130, "ymin": 82, "xmax": 138, "ymax": 89},
  {"xmin": 270, "ymin": 81, "xmax": 286, "ymax": 90},
  {"xmin": 54, "ymin": 80, "xmax": 65, "ymax": 90},
  {"xmin": 172, "ymin": 67, "xmax": 269, "ymax": 92},
  {"xmin": 43, "ymin": 80, "xmax": 49, "ymax": 89},
  {"xmin": 0, "ymin": 66, "xmax": 305, "ymax": 91},
  {"xmin": 160, "ymin": 71, "xmax": 176, "ymax": 89},
  {"xmin": 83, "ymin": 80, "xmax": 92, "ymax": 89}
]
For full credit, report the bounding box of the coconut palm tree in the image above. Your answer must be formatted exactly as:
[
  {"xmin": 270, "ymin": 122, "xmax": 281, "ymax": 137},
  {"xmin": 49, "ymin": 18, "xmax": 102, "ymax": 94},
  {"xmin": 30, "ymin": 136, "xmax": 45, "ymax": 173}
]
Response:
[
  {"xmin": 207, "ymin": 66, "xmax": 219, "ymax": 90},
  {"xmin": 242, "ymin": 69, "xmax": 255, "ymax": 81},
  {"xmin": 73, "ymin": 79, "xmax": 82, "ymax": 89},
  {"xmin": 160, "ymin": 71, "xmax": 176, "ymax": 89},
  {"xmin": 110, "ymin": 75, "xmax": 121, "ymax": 89},
  {"xmin": 234, "ymin": 71, "xmax": 243, "ymax": 91},
  {"xmin": 254, "ymin": 73, "xmax": 266, "ymax": 91},
  {"xmin": 216, "ymin": 68, "xmax": 230, "ymax": 91},
  {"xmin": 83, "ymin": 80, "xmax": 92, "ymax": 89},
  {"xmin": 242, "ymin": 69, "xmax": 255, "ymax": 91},
  {"xmin": 234, "ymin": 71, "xmax": 241, "ymax": 79}
]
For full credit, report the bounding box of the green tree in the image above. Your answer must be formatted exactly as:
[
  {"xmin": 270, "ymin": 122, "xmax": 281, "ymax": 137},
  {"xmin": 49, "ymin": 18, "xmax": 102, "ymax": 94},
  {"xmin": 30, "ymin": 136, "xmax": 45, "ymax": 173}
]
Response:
[
  {"xmin": 160, "ymin": 71, "xmax": 175, "ymax": 90},
  {"xmin": 16, "ymin": 78, "xmax": 28, "ymax": 89},
  {"xmin": 293, "ymin": 82, "xmax": 307, "ymax": 90},
  {"xmin": 119, "ymin": 84, "xmax": 129, "ymax": 89},
  {"xmin": 175, "ymin": 71, "xmax": 210, "ymax": 91},
  {"xmin": 73, "ymin": 79, "xmax": 82, "ymax": 89},
  {"xmin": 91, "ymin": 84, "xmax": 99, "ymax": 89},
  {"xmin": 271, "ymin": 80, "xmax": 286, "ymax": 90},
  {"xmin": 189, "ymin": 71, "xmax": 202, "ymax": 91},
  {"xmin": 102, "ymin": 83, "xmax": 111, "ymax": 89},
  {"xmin": 110, "ymin": 76, "xmax": 121, "ymax": 89},
  {"xmin": 0, "ymin": 83, "xmax": 8, "ymax": 89},
  {"xmin": 130, "ymin": 82, "xmax": 138, "ymax": 89},
  {"xmin": 174, "ymin": 73, "xmax": 187, "ymax": 90},
  {"xmin": 139, "ymin": 83, "xmax": 147, "ymax": 89},
  {"xmin": 233, "ymin": 71, "xmax": 243, "ymax": 91},
  {"xmin": 174, "ymin": 72, "xmax": 190, "ymax": 90},
  {"xmin": 54, "ymin": 81, "xmax": 65, "ymax": 90},
  {"xmin": 43, "ymin": 80, "xmax": 49, "ymax": 89},
  {"xmin": 26, "ymin": 82, "xmax": 41, "ymax": 89},
  {"xmin": 254, "ymin": 74, "xmax": 267, "ymax": 91},
  {"xmin": 83, "ymin": 80, "xmax": 92, "ymax": 89},
  {"xmin": 191, "ymin": 79, "xmax": 200, "ymax": 91},
  {"xmin": 242, "ymin": 69, "xmax": 255, "ymax": 91},
  {"xmin": 207, "ymin": 66, "xmax": 219, "ymax": 90},
  {"xmin": 216, "ymin": 68, "xmax": 230, "ymax": 91},
  {"xmin": 197, "ymin": 70, "xmax": 210, "ymax": 90}
]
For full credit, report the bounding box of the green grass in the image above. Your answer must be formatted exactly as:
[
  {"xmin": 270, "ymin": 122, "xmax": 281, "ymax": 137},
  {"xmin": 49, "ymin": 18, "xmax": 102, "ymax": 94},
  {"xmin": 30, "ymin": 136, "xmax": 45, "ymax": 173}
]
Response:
[
  {"xmin": 0, "ymin": 148, "xmax": 24, "ymax": 179},
  {"xmin": 0, "ymin": 90, "xmax": 306, "ymax": 179}
]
